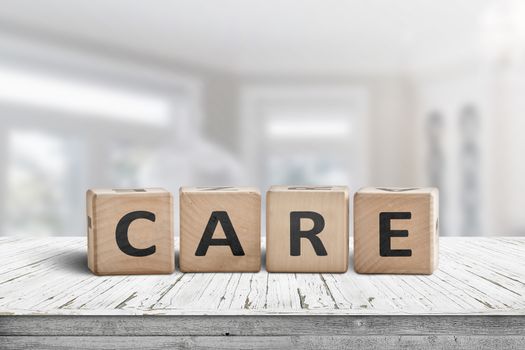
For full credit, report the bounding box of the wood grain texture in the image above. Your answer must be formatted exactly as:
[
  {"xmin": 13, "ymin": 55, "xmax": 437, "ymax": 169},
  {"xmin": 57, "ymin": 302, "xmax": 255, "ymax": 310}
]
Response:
[
  {"xmin": 1, "ymin": 237, "xmax": 524, "ymax": 348},
  {"xmin": 1, "ymin": 316, "xmax": 525, "ymax": 349},
  {"xmin": 354, "ymin": 187, "xmax": 439, "ymax": 274},
  {"xmin": 266, "ymin": 186, "xmax": 349, "ymax": 272},
  {"xmin": 0, "ymin": 237, "xmax": 524, "ymax": 316},
  {"xmin": 179, "ymin": 187, "xmax": 261, "ymax": 272},
  {"xmin": 87, "ymin": 188, "xmax": 174, "ymax": 275},
  {"xmin": 2, "ymin": 335, "xmax": 525, "ymax": 350},
  {"xmin": 2, "ymin": 315, "xmax": 525, "ymax": 336}
]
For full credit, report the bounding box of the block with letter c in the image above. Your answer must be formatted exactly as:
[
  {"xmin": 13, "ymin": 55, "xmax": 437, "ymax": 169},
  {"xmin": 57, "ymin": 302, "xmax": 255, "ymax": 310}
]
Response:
[{"xmin": 86, "ymin": 188, "xmax": 174, "ymax": 275}]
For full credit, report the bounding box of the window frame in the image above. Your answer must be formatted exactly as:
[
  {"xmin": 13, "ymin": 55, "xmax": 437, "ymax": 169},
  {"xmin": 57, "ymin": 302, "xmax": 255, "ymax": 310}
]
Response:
[
  {"xmin": 240, "ymin": 85, "xmax": 369, "ymax": 190},
  {"xmin": 0, "ymin": 37, "xmax": 203, "ymax": 236}
]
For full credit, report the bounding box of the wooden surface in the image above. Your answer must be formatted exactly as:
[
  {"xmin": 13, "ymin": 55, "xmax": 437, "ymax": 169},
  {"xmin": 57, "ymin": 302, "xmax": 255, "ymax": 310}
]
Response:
[
  {"xmin": 179, "ymin": 186, "xmax": 261, "ymax": 272},
  {"xmin": 266, "ymin": 186, "xmax": 349, "ymax": 272},
  {"xmin": 87, "ymin": 188, "xmax": 174, "ymax": 275},
  {"xmin": 1, "ymin": 236, "xmax": 524, "ymax": 349},
  {"xmin": 1, "ymin": 236, "xmax": 523, "ymax": 316},
  {"xmin": 354, "ymin": 187, "xmax": 439, "ymax": 274}
]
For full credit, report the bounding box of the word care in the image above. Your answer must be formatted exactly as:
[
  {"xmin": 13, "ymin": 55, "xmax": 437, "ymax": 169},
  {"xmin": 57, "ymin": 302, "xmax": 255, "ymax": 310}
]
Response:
[{"xmin": 86, "ymin": 186, "xmax": 439, "ymax": 275}]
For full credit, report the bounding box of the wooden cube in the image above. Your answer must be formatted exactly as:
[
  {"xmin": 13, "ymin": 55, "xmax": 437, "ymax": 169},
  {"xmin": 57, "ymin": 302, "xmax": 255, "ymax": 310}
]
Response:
[
  {"xmin": 266, "ymin": 186, "xmax": 349, "ymax": 273},
  {"xmin": 86, "ymin": 188, "xmax": 174, "ymax": 275},
  {"xmin": 179, "ymin": 187, "xmax": 261, "ymax": 272},
  {"xmin": 354, "ymin": 187, "xmax": 439, "ymax": 274}
]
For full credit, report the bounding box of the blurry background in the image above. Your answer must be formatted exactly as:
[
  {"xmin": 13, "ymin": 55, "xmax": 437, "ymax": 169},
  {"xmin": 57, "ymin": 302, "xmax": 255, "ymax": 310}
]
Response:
[{"xmin": 0, "ymin": 0, "xmax": 523, "ymax": 237}]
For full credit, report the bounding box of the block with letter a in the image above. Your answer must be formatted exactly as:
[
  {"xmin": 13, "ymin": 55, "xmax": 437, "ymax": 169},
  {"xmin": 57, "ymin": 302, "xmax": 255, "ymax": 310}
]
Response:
[{"xmin": 179, "ymin": 186, "xmax": 261, "ymax": 272}]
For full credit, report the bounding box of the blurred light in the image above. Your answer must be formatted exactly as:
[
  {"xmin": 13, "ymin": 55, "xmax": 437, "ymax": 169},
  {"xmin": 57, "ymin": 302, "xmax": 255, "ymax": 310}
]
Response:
[
  {"xmin": 266, "ymin": 116, "xmax": 352, "ymax": 138},
  {"xmin": 0, "ymin": 65, "xmax": 171, "ymax": 126},
  {"xmin": 6, "ymin": 129, "xmax": 69, "ymax": 236}
]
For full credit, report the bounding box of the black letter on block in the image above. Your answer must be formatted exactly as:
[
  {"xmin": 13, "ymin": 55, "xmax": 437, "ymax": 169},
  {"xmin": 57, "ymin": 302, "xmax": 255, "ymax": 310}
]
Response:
[
  {"xmin": 290, "ymin": 211, "xmax": 328, "ymax": 256},
  {"xmin": 379, "ymin": 212, "xmax": 412, "ymax": 257},
  {"xmin": 195, "ymin": 211, "xmax": 245, "ymax": 256},
  {"xmin": 116, "ymin": 211, "xmax": 156, "ymax": 257}
]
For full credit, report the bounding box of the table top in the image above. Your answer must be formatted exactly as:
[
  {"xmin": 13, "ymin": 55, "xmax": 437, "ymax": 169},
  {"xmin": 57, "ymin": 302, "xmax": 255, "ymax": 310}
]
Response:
[{"xmin": 0, "ymin": 237, "xmax": 524, "ymax": 316}]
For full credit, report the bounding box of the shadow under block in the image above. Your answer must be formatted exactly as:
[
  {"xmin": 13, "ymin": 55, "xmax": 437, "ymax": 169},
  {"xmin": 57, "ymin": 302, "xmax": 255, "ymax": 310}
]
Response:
[
  {"xmin": 86, "ymin": 188, "xmax": 174, "ymax": 275},
  {"xmin": 353, "ymin": 187, "xmax": 439, "ymax": 274},
  {"xmin": 266, "ymin": 186, "xmax": 349, "ymax": 273},
  {"xmin": 179, "ymin": 187, "xmax": 261, "ymax": 272}
]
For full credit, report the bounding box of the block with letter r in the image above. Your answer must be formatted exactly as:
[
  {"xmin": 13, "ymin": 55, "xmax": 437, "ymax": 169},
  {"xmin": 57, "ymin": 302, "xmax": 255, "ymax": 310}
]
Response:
[{"xmin": 266, "ymin": 186, "xmax": 349, "ymax": 273}]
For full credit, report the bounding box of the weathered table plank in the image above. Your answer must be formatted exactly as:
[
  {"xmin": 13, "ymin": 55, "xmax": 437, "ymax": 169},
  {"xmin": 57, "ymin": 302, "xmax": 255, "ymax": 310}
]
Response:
[
  {"xmin": 0, "ymin": 237, "xmax": 524, "ymax": 349},
  {"xmin": 2, "ymin": 334, "xmax": 525, "ymax": 350},
  {"xmin": 1, "ymin": 237, "xmax": 524, "ymax": 316}
]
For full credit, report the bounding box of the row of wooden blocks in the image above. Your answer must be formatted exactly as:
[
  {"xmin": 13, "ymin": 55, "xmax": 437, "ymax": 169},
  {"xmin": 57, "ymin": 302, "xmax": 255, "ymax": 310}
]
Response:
[{"xmin": 87, "ymin": 186, "xmax": 439, "ymax": 275}]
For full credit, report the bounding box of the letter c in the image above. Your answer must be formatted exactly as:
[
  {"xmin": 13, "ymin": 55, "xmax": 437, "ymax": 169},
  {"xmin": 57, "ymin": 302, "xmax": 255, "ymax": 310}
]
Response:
[{"xmin": 115, "ymin": 211, "xmax": 156, "ymax": 257}]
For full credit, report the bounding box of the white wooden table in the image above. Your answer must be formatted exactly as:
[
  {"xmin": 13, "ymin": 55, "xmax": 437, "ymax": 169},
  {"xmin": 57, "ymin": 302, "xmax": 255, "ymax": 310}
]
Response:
[{"xmin": 0, "ymin": 237, "xmax": 524, "ymax": 349}]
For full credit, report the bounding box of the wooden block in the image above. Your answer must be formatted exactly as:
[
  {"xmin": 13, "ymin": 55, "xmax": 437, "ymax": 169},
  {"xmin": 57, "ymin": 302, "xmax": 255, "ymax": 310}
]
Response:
[
  {"xmin": 86, "ymin": 188, "xmax": 174, "ymax": 275},
  {"xmin": 353, "ymin": 187, "xmax": 439, "ymax": 274},
  {"xmin": 266, "ymin": 186, "xmax": 349, "ymax": 273},
  {"xmin": 179, "ymin": 186, "xmax": 261, "ymax": 272}
]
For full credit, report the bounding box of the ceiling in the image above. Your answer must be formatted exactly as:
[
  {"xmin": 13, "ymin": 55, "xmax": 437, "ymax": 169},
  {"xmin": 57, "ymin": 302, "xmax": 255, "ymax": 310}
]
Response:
[{"xmin": 0, "ymin": 0, "xmax": 507, "ymax": 75}]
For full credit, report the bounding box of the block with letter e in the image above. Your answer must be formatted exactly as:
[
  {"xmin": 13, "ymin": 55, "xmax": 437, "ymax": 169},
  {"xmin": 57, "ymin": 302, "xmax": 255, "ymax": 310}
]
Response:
[
  {"xmin": 266, "ymin": 186, "xmax": 349, "ymax": 273},
  {"xmin": 179, "ymin": 186, "xmax": 261, "ymax": 272},
  {"xmin": 86, "ymin": 188, "xmax": 174, "ymax": 275},
  {"xmin": 353, "ymin": 187, "xmax": 439, "ymax": 274}
]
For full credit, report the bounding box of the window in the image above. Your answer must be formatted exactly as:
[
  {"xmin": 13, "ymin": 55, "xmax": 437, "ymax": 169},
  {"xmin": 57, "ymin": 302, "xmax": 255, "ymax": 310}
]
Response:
[
  {"xmin": 5, "ymin": 130, "xmax": 75, "ymax": 236},
  {"xmin": 263, "ymin": 107, "xmax": 355, "ymax": 185},
  {"xmin": 241, "ymin": 86, "xmax": 368, "ymax": 191},
  {"xmin": 0, "ymin": 58, "xmax": 196, "ymax": 236},
  {"xmin": 266, "ymin": 112, "xmax": 352, "ymax": 139},
  {"xmin": 0, "ymin": 65, "xmax": 172, "ymax": 126}
]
